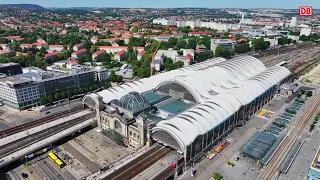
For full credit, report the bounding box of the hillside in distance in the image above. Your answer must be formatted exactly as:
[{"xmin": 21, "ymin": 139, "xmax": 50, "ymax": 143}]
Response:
[{"xmin": 0, "ymin": 4, "xmax": 45, "ymax": 10}]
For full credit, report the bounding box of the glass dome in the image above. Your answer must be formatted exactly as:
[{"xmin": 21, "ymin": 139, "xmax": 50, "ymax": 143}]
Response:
[{"xmin": 119, "ymin": 91, "xmax": 151, "ymax": 113}]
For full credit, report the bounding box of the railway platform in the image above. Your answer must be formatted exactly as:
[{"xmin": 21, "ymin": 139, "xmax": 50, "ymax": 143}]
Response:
[{"xmin": 132, "ymin": 151, "xmax": 177, "ymax": 180}]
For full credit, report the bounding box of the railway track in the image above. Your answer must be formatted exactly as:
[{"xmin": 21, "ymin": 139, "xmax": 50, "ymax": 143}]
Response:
[
  {"xmin": 0, "ymin": 105, "xmax": 85, "ymax": 138},
  {"xmin": 0, "ymin": 113, "xmax": 95, "ymax": 158},
  {"xmin": 151, "ymin": 166, "xmax": 175, "ymax": 180},
  {"xmin": 62, "ymin": 142, "xmax": 100, "ymax": 173},
  {"xmin": 258, "ymin": 92, "xmax": 320, "ymax": 180},
  {"xmin": 103, "ymin": 144, "xmax": 171, "ymax": 180}
]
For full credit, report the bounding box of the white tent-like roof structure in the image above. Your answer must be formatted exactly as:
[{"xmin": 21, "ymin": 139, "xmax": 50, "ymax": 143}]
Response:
[{"xmin": 97, "ymin": 55, "xmax": 291, "ymax": 150}]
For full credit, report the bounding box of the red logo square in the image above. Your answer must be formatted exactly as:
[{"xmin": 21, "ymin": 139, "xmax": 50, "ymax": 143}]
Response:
[{"xmin": 299, "ymin": 6, "xmax": 313, "ymax": 16}]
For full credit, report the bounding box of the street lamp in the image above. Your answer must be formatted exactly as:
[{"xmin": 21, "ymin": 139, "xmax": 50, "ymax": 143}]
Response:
[{"xmin": 24, "ymin": 156, "xmax": 28, "ymax": 166}]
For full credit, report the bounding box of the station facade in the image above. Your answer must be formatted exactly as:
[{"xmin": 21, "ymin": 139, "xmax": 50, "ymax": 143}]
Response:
[{"xmin": 83, "ymin": 55, "xmax": 293, "ymax": 164}]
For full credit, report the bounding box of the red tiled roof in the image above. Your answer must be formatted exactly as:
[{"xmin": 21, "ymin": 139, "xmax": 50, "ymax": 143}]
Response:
[
  {"xmin": 116, "ymin": 50, "xmax": 126, "ymax": 56},
  {"xmin": 72, "ymin": 48, "xmax": 87, "ymax": 55},
  {"xmin": 49, "ymin": 45, "xmax": 64, "ymax": 48},
  {"xmin": 0, "ymin": 50, "xmax": 10, "ymax": 53},
  {"xmin": 138, "ymin": 50, "xmax": 145, "ymax": 56},
  {"xmin": 133, "ymin": 47, "xmax": 144, "ymax": 50},
  {"xmin": 45, "ymin": 51, "xmax": 60, "ymax": 58},
  {"xmin": 3, "ymin": 36, "xmax": 21, "ymax": 39},
  {"xmin": 14, "ymin": 38, "xmax": 24, "ymax": 41},
  {"xmin": 98, "ymin": 46, "xmax": 127, "ymax": 49},
  {"xmin": 144, "ymin": 35, "xmax": 158, "ymax": 38},
  {"xmin": 93, "ymin": 49, "xmax": 106, "ymax": 56},
  {"xmin": 159, "ymin": 34, "xmax": 171, "ymax": 37},
  {"xmin": 20, "ymin": 43, "xmax": 33, "ymax": 47},
  {"xmin": 101, "ymin": 38, "xmax": 120, "ymax": 42},
  {"xmin": 74, "ymin": 43, "xmax": 83, "ymax": 47},
  {"xmin": 33, "ymin": 42, "xmax": 48, "ymax": 47},
  {"xmin": 67, "ymin": 59, "xmax": 80, "ymax": 64},
  {"xmin": 172, "ymin": 33, "xmax": 184, "ymax": 36},
  {"xmin": 185, "ymin": 54, "xmax": 193, "ymax": 60},
  {"xmin": 16, "ymin": 52, "xmax": 28, "ymax": 56}
]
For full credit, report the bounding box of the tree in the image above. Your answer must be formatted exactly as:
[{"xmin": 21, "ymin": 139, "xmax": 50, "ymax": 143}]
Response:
[
  {"xmin": 176, "ymin": 39, "xmax": 187, "ymax": 49},
  {"xmin": 177, "ymin": 27, "xmax": 190, "ymax": 34},
  {"xmin": 212, "ymin": 172, "xmax": 223, "ymax": 180},
  {"xmin": 252, "ymin": 38, "xmax": 270, "ymax": 51},
  {"xmin": 103, "ymin": 80, "xmax": 111, "ymax": 89},
  {"xmin": 89, "ymin": 85, "xmax": 95, "ymax": 92},
  {"xmin": 196, "ymin": 50, "xmax": 214, "ymax": 62},
  {"xmin": 56, "ymin": 53, "xmax": 67, "ymax": 60},
  {"xmin": 47, "ymin": 95, "xmax": 54, "ymax": 104},
  {"xmin": 109, "ymin": 71, "xmax": 123, "ymax": 82},
  {"xmin": 235, "ymin": 43, "xmax": 251, "ymax": 54},
  {"xmin": 187, "ymin": 38, "xmax": 197, "ymax": 49},
  {"xmin": 39, "ymin": 46, "xmax": 46, "ymax": 54},
  {"xmin": 115, "ymin": 40, "xmax": 125, "ymax": 46},
  {"xmin": 79, "ymin": 88, "xmax": 84, "ymax": 94},
  {"xmin": 60, "ymin": 91, "xmax": 66, "ymax": 99},
  {"xmin": 54, "ymin": 93, "xmax": 61, "ymax": 101},
  {"xmin": 93, "ymin": 83, "xmax": 99, "ymax": 90},
  {"xmin": 39, "ymin": 97, "xmax": 48, "ymax": 105},
  {"xmin": 83, "ymin": 87, "xmax": 89, "ymax": 93},
  {"xmin": 306, "ymin": 91, "xmax": 313, "ymax": 97},
  {"xmin": 168, "ymin": 38, "xmax": 178, "ymax": 47},
  {"xmin": 278, "ymin": 37, "xmax": 292, "ymax": 45},
  {"xmin": 90, "ymin": 44, "xmax": 99, "ymax": 54},
  {"xmin": 138, "ymin": 67, "xmax": 150, "ymax": 78}
]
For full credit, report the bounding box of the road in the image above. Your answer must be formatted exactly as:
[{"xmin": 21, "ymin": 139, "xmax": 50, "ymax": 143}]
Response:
[
  {"xmin": 6, "ymin": 153, "xmax": 77, "ymax": 180},
  {"xmin": 258, "ymin": 90, "xmax": 320, "ymax": 180}
]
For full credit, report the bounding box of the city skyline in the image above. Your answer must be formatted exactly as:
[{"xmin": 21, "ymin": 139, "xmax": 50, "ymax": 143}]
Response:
[{"xmin": 0, "ymin": 0, "xmax": 319, "ymax": 9}]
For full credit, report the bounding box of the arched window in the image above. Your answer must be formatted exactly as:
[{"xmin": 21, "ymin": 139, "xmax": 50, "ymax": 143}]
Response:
[
  {"xmin": 137, "ymin": 135, "xmax": 140, "ymax": 140},
  {"xmin": 130, "ymin": 131, "xmax": 132, "ymax": 136},
  {"xmin": 114, "ymin": 120, "xmax": 122, "ymax": 132}
]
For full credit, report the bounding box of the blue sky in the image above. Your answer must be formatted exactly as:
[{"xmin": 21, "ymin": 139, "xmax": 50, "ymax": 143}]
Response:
[{"xmin": 0, "ymin": 0, "xmax": 319, "ymax": 9}]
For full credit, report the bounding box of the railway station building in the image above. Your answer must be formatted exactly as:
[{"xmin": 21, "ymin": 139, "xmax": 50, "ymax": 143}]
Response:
[{"xmin": 83, "ymin": 55, "xmax": 293, "ymax": 164}]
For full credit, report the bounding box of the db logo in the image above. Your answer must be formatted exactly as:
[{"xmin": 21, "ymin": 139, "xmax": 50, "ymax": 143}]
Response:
[{"xmin": 299, "ymin": 6, "xmax": 313, "ymax": 16}]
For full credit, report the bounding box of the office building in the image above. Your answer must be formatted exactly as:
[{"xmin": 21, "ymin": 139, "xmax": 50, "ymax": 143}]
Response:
[
  {"xmin": 0, "ymin": 63, "xmax": 23, "ymax": 76},
  {"xmin": 94, "ymin": 66, "xmax": 110, "ymax": 82},
  {"xmin": 0, "ymin": 77, "xmax": 40, "ymax": 110},
  {"xmin": 17, "ymin": 67, "xmax": 95, "ymax": 97},
  {"xmin": 210, "ymin": 39, "xmax": 236, "ymax": 54}
]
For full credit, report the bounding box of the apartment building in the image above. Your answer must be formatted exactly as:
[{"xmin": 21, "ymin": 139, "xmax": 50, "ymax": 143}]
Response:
[
  {"xmin": 73, "ymin": 43, "xmax": 83, "ymax": 51},
  {"xmin": 71, "ymin": 49, "xmax": 87, "ymax": 59},
  {"xmin": 152, "ymin": 18, "xmax": 176, "ymax": 26},
  {"xmin": 0, "ymin": 77, "xmax": 40, "ymax": 110},
  {"xmin": 115, "ymin": 50, "xmax": 126, "ymax": 61},
  {"xmin": 44, "ymin": 51, "xmax": 60, "ymax": 61},
  {"xmin": 92, "ymin": 49, "xmax": 106, "ymax": 60}
]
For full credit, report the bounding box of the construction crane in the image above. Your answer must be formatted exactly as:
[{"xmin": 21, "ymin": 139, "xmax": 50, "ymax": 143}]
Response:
[{"xmin": 150, "ymin": 26, "xmax": 169, "ymax": 77}]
